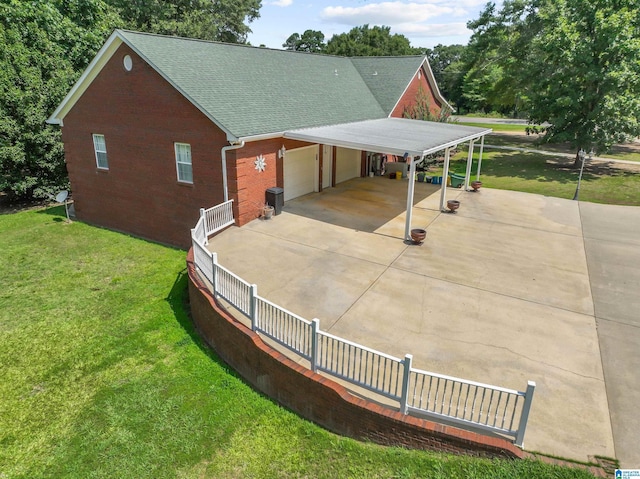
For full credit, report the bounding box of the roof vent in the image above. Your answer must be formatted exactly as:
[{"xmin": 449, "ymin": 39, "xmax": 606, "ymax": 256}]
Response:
[
  {"xmin": 372, "ymin": 71, "xmax": 378, "ymax": 76},
  {"xmin": 334, "ymin": 69, "xmax": 338, "ymax": 76},
  {"xmin": 123, "ymin": 54, "xmax": 133, "ymax": 72}
]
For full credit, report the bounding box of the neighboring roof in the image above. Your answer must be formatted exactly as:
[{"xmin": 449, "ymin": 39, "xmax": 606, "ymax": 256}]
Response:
[
  {"xmin": 285, "ymin": 118, "xmax": 491, "ymax": 157},
  {"xmin": 48, "ymin": 30, "xmax": 449, "ymax": 141},
  {"xmin": 351, "ymin": 56, "xmax": 451, "ymax": 115}
]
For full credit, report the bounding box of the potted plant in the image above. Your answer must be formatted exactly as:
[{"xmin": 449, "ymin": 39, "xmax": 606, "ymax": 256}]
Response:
[{"xmin": 263, "ymin": 202, "xmax": 274, "ymax": 219}]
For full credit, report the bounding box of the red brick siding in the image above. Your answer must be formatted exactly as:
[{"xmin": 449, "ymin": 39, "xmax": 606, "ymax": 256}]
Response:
[
  {"xmin": 230, "ymin": 138, "xmax": 316, "ymax": 226},
  {"xmin": 391, "ymin": 65, "xmax": 443, "ymax": 118},
  {"xmin": 61, "ymin": 44, "xmax": 229, "ymax": 248},
  {"xmin": 187, "ymin": 250, "xmax": 524, "ymax": 459}
]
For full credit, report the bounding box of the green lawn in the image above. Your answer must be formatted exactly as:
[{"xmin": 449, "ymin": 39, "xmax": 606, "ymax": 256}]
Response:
[
  {"xmin": 0, "ymin": 207, "xmax": 598, "ymax": 478},
  {"xmin": 456, "ymin": 124, "xmax": 640, "ymax": 162},
  {"xmin": 428, "ymin": 149, "xmax": 640, "ymax": 206}
]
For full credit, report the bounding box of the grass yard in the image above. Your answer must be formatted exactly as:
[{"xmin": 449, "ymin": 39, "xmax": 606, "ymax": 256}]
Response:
[
  {"xmin": 0, "ymin": 207, "xmax": 599, "ymax": 479},
  {"xmin": 429, "ymin": 149, "xmax": 640, "ymax": 206},
  {"xmin": 456, "ymin": 123, "xmax": 640, "ymax": 163}
]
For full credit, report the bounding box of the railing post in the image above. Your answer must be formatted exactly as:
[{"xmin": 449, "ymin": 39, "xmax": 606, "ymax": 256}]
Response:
[
  {"xmin": 199, "ymin": 208, "xmax": 208, "ymax": 244},
  {"xmin": 250, "ymin": 284, "xmax": 258, "ymax": 331},
  {"xmin": 515, "ymin": 381, "xmax": 536, "ymax": 447},
  {"xmin": 311, "ymin": 319, "xmax": 319, "ymax": 373},
  {"xmin": 211, "ymin": 252, "xmax": 218, "ymax": 296},
  {"xmin": 400, "ymin": 354, "xmax": 413, "ymax": 414}
]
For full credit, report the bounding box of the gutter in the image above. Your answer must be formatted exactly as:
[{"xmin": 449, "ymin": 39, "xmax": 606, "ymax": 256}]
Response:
[{"xmin": 221, "ymin": 141, "xmax": 245, "ymax": 202}]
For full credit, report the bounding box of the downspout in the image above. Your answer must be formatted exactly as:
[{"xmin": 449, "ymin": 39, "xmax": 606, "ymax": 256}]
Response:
[{"xmin": 221, "ymin": 141, "xmax": 245, "ymax": 202}]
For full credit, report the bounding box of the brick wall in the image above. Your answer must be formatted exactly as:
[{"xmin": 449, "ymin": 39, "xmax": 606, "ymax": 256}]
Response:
[
  {"xmin": 187, "ymin": 249, "xmax": 524, "ymax": 459},
  {"xmin": 391, "ymin": 65, "xmax": 444, "ymax": 119},
  {"xmin": 230, "ymin": 138, "xmax": 315, "ymax": 226},
  {"xmin": 62, "ymin": 44, "xmax": 229, "ymax": 248}
]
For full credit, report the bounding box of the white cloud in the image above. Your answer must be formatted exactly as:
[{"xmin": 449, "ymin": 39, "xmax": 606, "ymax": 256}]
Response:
[
  {"xmin": 397, "ymin": 22, "xmax": 470, "ymax": 37},
  {"xmin": 321, "ymin": 2, "xmax": 455, "ymax": 25},
  {"xmin": 271, "ymin": 0, "xmax": 293, "ymax": 6}
]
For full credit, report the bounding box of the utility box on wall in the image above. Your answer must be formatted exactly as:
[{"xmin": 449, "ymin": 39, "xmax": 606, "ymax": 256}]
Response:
[{"xmin": 266, "ymin": 187, "xmax": 284, "ymax": 215}]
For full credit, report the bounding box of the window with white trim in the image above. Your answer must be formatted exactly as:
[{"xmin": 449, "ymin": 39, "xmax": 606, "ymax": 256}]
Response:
[
  {"xmin": 175, "ymin": 143, "xmax": 193, "ymax": 184},
  {"xmin": 92, "ymin": 134, "xmax": 108, "ymax": 169}
]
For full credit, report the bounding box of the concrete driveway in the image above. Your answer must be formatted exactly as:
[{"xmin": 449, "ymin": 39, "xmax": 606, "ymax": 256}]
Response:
[{"xmin": 209, "ymin": 177, "xmax": 639, "ymax": 466}]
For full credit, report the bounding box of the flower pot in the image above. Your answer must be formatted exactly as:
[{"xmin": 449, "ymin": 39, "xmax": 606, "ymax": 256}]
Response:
[
  {"xmin": 263, "ymin": 205, "xmax": 274, "ymax": 219},
  {"xmin": 410, "ymin": 228, "xmax": 427, "ymax": 245},
  {"xmin": 471, "ymin": 180, "xmax": 482, "ymax": 192},
  {"xmin": 446, "ymin": 199, "xmax": 460, "ymax": 213}
]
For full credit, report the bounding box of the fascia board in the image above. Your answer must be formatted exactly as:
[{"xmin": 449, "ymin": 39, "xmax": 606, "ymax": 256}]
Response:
[
  {"xmin": 47, "ymin": 31, "xmax": 124, "ymax": 125},
  {"xmin": 387, "ymin": 57, "xmax": 455, "ymax": 118}
]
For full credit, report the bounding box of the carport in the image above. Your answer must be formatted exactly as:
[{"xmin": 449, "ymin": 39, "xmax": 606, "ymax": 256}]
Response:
[{"xmin": 285, "ymin": 117, "xmax": 491, "ymax": 241}]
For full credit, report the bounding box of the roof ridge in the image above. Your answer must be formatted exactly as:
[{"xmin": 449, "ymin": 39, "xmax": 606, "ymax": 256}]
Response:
[{"xmin": 117, "ymin": 29, "xmax": 353, "ymax": 59}]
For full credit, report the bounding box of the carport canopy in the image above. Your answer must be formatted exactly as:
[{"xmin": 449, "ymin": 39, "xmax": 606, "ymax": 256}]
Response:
[
  {"xmin": 284, "ymin": 117, "xmax": 492, "ymax": 241},
  {"xmin": 285, "ymin": 117, "xmax": 490, "ymax": 158}
]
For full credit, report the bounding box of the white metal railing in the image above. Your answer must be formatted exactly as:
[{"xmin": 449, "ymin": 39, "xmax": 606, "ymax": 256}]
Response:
[
  {"xmin": 316, "ymin": 331, "xmax": 408, "ymax": 402},
  {"xmin": 200, "ymin": 200, "xmax": 235, "ymax": 243},
  {"xmin": 254, "ymin": 296, "xmax": 313, "ymax": 360},
  {"xmin": 190, "ymin": 203, "xmax": 535, "ymax": 448}
]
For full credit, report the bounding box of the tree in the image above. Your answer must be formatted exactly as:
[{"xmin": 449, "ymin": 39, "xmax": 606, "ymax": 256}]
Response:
[
  {"xmin": 423, "ymin": 44, "xmax": 466, "ymax": 108},
  {"xmin": 283, "ymin": 30, "xmax": 325, "ymax": 52},
  {"xmin": 402, "ymin": 84, "xmax": 452, "ymax": 122},
  {"xmin": 106, "ymin": 0, "xmax": 261, "ymax": 43},
  {"xmin": 465, "ymin": 0, "xmax": 640, "ymax": 157},
  {"xmin": 324, "ymin": 25, "xmax": 415, "ymax": 57},
  {"xmin": 523, "ymin": 0, "xmax": 640, "ymax": 157},
  {"xmin": 0, "ymin": 0, "xmax": 120, "ymax": 201}
]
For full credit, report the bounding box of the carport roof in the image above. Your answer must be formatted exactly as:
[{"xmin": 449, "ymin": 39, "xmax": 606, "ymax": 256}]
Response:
[{"xmin": 284, "ymin": 118, "xmax": 491, "ymax": 157}]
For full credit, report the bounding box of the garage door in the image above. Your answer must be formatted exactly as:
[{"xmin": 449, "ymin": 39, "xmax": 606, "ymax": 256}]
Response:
[
  {"xmin": 335, "ymin": 147, "xmax": 361, "ymax": 184},
  {"xmin": 284, "ymin": 145, "xmax": 318, "ymax": 201}
]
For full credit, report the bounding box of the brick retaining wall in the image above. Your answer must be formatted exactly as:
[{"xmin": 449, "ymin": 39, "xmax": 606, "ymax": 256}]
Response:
[{"xmin": 187, "ymin": 249, "xmax": 524, "ymax": 459}]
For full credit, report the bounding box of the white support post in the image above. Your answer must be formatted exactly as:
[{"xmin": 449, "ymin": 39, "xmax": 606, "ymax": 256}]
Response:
[
  {"xmin": 438, "ymin": 147, "xmax": 452, "ymax": 212},
  {"xmin": 211, "ymin": 252, "xmax": 218, "ymax": 296},
  {"xmin": 464, "ymin": 140, "xmax": 475, "ymax": 191},
  {"xmin": 250, "ymin": 284, "xmax": 258, "ymax": 331},
  {"xmin": 515, "ymin": 381, "xmax": 536, "ymax": 447},
  {"xmin": 476, "ymin": 136, "xmax": 485, "ymax": 181},
  {"xmin": 400, "ymin": 354, "xmax": 413, "ymax": 414},
  {"xmin": 200, "ymin": 208, "xmax": 208, "ymax": 245},
  {"xmin": 311, "ymin": 318, "xmax": 320, "ymax": 372},
  {"xmin": 403, "ymin": 155, "xmax": 421, "ymax": 241}
]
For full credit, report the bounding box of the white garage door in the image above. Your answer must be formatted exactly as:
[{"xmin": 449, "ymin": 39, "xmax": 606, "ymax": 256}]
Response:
[
  {"xmin": 284, "ymin": 145, "xmax": 318, "ymax": 201},
  {"xmin": 335, "ymin": 147, "xmax": 361, "ymax": 184}
]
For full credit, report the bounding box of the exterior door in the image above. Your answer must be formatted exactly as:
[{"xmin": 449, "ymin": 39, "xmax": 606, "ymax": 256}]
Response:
[{"xmin": 283, "ymin": 145, "xmax": 318, "ymax": 201}]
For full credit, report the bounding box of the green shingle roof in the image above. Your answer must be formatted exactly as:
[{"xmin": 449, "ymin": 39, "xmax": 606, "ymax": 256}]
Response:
[
  {"xmin": 118, "ymin": 30, "xmax": 436, "ymax": 140},
  {"xmin": 119, "ymin": 30, "xmax": 392, "ymax": 139},
  {"xmin": 350, "ymin": 56, "xmax": 425, "ymax": 115}
]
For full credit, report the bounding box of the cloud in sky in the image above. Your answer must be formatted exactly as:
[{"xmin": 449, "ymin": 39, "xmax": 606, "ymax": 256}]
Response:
[
  {"xmin": 271, "ymin": 0, "xmax": 293, "ymax": 6},
  {"xmin": 320, "ymin": 0, "xmax": 488, "ymax": 37}
]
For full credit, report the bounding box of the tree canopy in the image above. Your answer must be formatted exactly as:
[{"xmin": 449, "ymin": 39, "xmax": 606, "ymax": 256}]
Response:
[
  {"xmin": 282, "ymin": 29, "xmax": 325, "ymax": 53},
  {"xmin": 324, "ymin": 25, "xmax": 416, "ymax": 57},
  {"xmin": 463, "ymin": 0, "xmax": 640, "ymax": 154},
  {"xmin": 0, "ymin": 0, "xmax": 262, "ymax": 202}
]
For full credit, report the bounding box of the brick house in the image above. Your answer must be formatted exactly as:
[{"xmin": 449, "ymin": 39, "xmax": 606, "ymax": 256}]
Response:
[{"xmin": 48, "ymin": 30, "xmax": 472, "ymax": 248}]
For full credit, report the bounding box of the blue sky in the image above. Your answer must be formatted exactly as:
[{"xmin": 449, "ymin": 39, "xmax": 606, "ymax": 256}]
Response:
[{"xmin": 247, "ymin": 0, "xmax": 503, "ymax": 50}]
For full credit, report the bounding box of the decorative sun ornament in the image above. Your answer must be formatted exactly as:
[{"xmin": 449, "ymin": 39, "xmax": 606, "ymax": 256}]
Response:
[{"xmin": 254, "ymin": 154, "xmax": 266, "ymax": 172}]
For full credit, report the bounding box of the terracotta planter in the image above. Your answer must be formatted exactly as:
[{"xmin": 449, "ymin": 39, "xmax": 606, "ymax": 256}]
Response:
[
  {"xmin": 446, "ymin": 199, "xmax": 460, "ymax": 213},
  {"xmin": 410, "ymin": 228, "xmax": 427, "ymax": 245},
  {"xmin": 471, "ymin": 180, "xmax": 482, "ymax": 192}
]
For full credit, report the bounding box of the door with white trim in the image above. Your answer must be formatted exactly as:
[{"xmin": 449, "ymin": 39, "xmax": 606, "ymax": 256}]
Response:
[{"xmin": 283, "ymin": 145, "xmax": 318, "ymax": 201}]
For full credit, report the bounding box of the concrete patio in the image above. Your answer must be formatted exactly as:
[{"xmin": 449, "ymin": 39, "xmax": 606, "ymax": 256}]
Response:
[{"xmin": 207, "ymin": 177, "xmax": 639, "ymax": 466}]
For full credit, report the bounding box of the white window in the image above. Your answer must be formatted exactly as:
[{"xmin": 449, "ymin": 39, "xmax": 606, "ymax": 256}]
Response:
[
  {"xmin": 92, "ymin": 134, "xmax": 108, "ymax": 169},
  {"xmin": 175, "ymin": 143, "xmax": 193, "ymax": 184}
]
